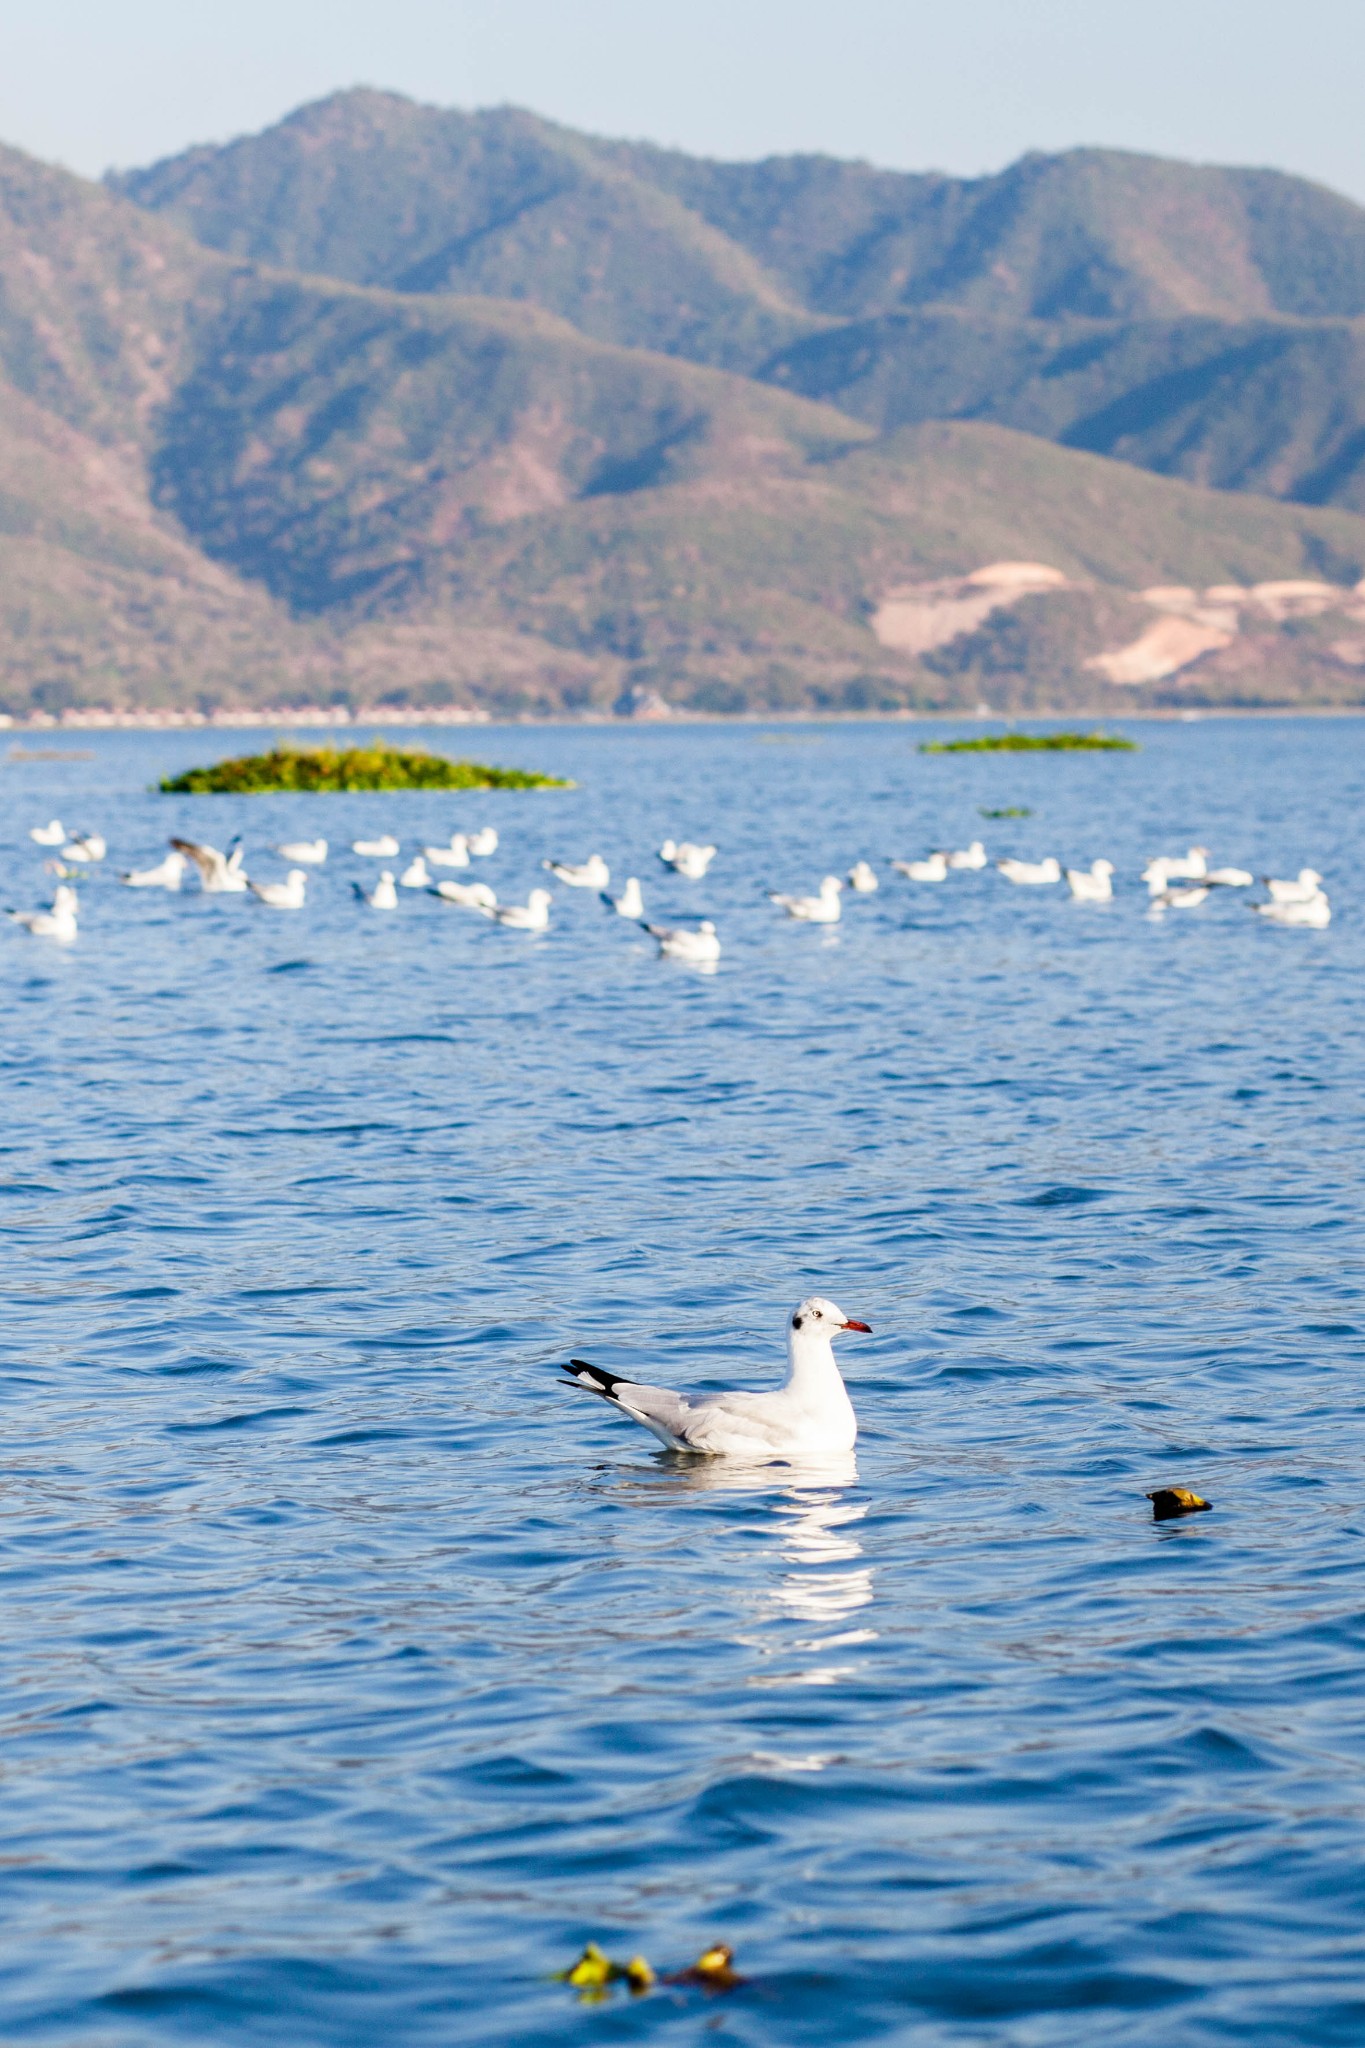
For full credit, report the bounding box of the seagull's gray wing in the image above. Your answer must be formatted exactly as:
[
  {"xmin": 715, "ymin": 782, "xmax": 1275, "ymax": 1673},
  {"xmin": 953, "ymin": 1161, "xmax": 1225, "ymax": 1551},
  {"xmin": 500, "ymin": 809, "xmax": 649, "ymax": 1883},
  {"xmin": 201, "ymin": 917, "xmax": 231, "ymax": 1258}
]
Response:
[{"xmin": 170, "ymin": 837, "xmax": 224, "ymax": 885}]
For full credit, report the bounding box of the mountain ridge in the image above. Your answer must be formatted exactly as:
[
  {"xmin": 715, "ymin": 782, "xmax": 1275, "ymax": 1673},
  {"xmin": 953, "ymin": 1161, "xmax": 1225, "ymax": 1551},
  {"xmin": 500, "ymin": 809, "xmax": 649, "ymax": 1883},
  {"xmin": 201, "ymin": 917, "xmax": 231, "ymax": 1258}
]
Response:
[{"xmin": 0, "ymin": 102, "xmax": 1363, "ymax": 716}]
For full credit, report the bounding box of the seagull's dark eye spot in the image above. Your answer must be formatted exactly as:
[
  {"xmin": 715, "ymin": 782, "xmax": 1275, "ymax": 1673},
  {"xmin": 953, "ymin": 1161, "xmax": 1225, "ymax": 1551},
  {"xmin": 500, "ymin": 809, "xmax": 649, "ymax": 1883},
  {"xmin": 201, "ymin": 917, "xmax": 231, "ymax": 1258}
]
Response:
[{"xmin": 792, "ymin": 1314, "xmax": 803, "ymax": 1330}]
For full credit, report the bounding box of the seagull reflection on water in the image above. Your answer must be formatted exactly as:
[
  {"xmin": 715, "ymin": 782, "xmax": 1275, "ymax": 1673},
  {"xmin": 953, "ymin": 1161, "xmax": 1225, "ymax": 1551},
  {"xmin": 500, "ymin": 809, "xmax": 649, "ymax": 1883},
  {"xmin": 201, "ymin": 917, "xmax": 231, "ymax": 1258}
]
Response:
[{"xmin": 616, "ymin": 1453, "xmax": 876, "ymax": 1683}]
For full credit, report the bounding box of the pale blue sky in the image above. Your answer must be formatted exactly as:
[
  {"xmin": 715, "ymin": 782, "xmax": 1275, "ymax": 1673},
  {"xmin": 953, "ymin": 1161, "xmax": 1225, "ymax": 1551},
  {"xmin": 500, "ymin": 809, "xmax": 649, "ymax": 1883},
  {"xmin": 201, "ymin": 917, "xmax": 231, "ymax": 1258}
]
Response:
[{"xmin": 2, "ymin": 0, "xmax": 1363, "ymax": 201}]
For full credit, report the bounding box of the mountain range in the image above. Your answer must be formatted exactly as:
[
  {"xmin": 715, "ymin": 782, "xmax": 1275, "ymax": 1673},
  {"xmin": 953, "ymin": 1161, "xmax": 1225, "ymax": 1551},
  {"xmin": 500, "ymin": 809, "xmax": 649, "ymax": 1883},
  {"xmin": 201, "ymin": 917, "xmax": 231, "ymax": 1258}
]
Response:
[{"xmin": 3, "ymin": 90, "xmax": 1365, "ymax": 718}]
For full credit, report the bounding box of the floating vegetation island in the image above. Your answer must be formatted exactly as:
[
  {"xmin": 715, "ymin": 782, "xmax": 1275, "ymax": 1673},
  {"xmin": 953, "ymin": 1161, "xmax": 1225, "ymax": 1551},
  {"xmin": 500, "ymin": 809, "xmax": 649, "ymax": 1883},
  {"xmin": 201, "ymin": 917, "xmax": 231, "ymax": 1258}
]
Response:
[
  {"xmin": 920, "ymin": 730, "xmax": 1136, "ymax": 755},
  {"xmin": 160, "ymin": 742, "xmax": 573, "ymax": 795}
]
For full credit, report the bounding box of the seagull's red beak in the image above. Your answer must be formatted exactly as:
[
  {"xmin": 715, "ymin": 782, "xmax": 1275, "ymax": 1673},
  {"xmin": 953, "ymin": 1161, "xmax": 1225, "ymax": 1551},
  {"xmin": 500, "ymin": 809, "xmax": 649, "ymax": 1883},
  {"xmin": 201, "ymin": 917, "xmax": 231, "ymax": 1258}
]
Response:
[{"xmin": 841, "ymin": 1318, "xmax": 872, "ymax": 1333}]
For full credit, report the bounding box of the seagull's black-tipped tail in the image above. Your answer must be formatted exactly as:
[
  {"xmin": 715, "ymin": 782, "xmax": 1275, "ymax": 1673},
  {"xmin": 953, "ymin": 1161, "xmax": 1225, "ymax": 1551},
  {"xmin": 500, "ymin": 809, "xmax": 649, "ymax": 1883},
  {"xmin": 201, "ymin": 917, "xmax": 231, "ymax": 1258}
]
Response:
[{"xmin": 560, "ymin": 1358, "xmax": 629, "ymax": 1403}]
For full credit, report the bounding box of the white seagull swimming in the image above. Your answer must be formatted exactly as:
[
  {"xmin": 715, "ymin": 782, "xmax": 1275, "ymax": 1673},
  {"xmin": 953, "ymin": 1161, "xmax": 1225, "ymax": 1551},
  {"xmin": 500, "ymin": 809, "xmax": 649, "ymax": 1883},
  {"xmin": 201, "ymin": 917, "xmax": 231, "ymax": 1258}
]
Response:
[
  {"xmin": 643, "ymin": 917, "xmax": 721, "ymax": 964},
  {"xmin": 355, "ymin": 870, "xmax": 398, "ymax": 909},
  {"xmin": 1150, "ymin": 883, "xmax": 1209, "ymax": 911},
  {"xmin": 274, "ymin": 838, "xmax": 327, "ymax": 865},
  {"xmin": 171, "ymin": 837, "xmax": 249, "ymax": 893},
  {"xmin": 945, "ymin": 841, "xmax": 988, "ymax": 870},
  {"xmin": 604, "ymin": 876, "xmax": 644, "ymax": 918},
  {"xmin": 561, "ymin": 1296, "xmax": 872, "ymax": 1458},
  {"xmin": 432, "ymin": 878, "xmax": 497, "ymax": 910},
  {"xmin": 424, "ymin": 836, "xmax": 470, "ymax": 868},
  {"xmin": 10, "ymin": 883, "xmax": 78, "ymax": 942},
  {"xmin": 1066, "ymin": 858, "xmax": 1114, "ymax": 902},
  {"xmin": 352, "ymin": 834, "xmax": 400, "ymax": 858},
  {"xmin": 60, "ymin": 833, "xmax": 106, "ymax": 863},
  {"xmin": 659, "ymin": 839, "xmax": 717, "ymax": 879},
  {"xmin": 769, "ymin": 875, "xmax": 843, "ymax": 921},
  {"xmin": 29, "ymin": 819, "xmax": 65, "ymax": 846},
  {"xmin": 121, "ymin": 850, "xmax": 188, "ymax": 890},
  {"xmin": 1205, "ymin": 866, "xmax": 1254, "ymax": 888},
  {"xmin": 1256, "ymin": 891, "xmax": 1330, "ymax": 927},
  {"xmin": 891, "ymin": 853, "xmax": 948, "ymax": 883},
  {"xmin": 847, "ymin": 861, "xmax": 880, "ymax": 893},
  {"xmin": 483, "ymin": 887, "xmax": 553, "ymax": 930},
  {"xmin": 399, "ymin": 855, "xmax": 432, "ymax": 889},
  {"xmin": 1264, "ymin": 868, "xmax": 1324, "ymax": 904},
  {"xmin": 465, "ymin": 827, "xmax": 499, "ymax": 857},
  {"xmin": 250, "ymin": 869, "xmax": 308, "ymax": 909},
  {"xmin": 998, "ymin": 856, "xmax": 1061, "ymax": 886},
  {"xmin": 1143, "ymin": 847, "xmax": 1209, "ymax": 891},
  {"xmin": 544, "ymin": 854, "xmax": 609, "ymax": 888}
]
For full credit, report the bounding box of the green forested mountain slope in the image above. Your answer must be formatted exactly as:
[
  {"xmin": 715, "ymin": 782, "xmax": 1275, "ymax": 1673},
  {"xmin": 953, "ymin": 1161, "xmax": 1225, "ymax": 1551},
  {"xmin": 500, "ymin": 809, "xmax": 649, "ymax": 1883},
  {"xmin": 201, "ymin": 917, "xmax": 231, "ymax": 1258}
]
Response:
[
  {"xmin": 115, "ymin": 94, "xmax": 1365, "ymax": 332},
  {"xmin": 111, "ymin": 93, "xmax": 1365, "ymax": 520},
  {"xmin": 765, "ymin": 311, "xmax": 1365, "ymax": 513},
  {"xmin": 612, "ymin": 144, "xmax": 1365, "ymax": 322},
  {"xmin": 109, "ymin": 93, "xmax": 816, "ymax": 372}
]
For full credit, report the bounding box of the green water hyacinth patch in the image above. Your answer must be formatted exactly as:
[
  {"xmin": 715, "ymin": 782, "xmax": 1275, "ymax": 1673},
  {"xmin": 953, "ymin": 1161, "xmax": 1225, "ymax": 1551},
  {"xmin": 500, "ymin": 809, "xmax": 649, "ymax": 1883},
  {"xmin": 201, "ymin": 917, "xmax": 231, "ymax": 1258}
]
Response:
[
  {"xmin": 920, "ymin": 731, "xmax": 1136, "ymax": 755},
  {"xmin": 160, "ymin": 743, "xmax": 573, "ymax": 794}
]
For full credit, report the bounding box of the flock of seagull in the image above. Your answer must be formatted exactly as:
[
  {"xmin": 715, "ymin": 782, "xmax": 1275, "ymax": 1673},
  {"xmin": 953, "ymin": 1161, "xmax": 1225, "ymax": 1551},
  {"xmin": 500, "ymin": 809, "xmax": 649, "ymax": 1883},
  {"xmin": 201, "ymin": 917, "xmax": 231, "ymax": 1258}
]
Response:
[{"xmin": 6, "ymin": 818, "xmax": 1332, "ymax": 955}]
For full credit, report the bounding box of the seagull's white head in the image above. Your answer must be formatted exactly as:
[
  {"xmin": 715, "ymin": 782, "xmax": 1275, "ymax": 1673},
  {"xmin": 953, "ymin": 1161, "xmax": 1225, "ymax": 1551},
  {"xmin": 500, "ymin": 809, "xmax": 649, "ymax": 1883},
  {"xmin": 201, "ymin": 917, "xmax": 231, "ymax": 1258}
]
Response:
[
  {"xmin": 790, "ymin": 1295, "xmax": 872, "ymax": 1338},
  {"xmin": 821, "ymin": 876, "xmax": 844, "ymax": 894},
  {"xmin": 529, "ymin": 889, "xmax": 553, "ymax": 909}
]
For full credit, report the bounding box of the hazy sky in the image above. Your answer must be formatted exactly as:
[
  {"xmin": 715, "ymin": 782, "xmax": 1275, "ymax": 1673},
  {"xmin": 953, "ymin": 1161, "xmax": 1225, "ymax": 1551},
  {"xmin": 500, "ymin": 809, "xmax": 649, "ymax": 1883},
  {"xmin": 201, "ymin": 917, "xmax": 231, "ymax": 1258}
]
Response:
[{"xmin": 3, "ymin": 0, "xmax": 1363, "ymax": 201}]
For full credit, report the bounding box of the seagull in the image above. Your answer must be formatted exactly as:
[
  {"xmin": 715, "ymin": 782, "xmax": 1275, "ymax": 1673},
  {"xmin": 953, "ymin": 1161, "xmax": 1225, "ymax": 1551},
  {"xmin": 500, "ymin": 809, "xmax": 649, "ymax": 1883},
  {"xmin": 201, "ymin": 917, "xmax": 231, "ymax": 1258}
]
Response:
[
  {"xmin": 250, "ymin": 869, "xmax": 307, "ymax": 909},
  {"xmin": 544, "ymin": 854, "xmax": 609, "ymax": 888},
  {"xmin": 560, "ymin": 1296, "xmax": 872, "ymax": 1457},
  {"xmin": 121, "ymin": 850, "xmax": 187, "ymax": 890},
  {"xmin": 465, "ymin": 827, "xmax": 498, "ymax": 857},
  {"xmin": 659, "ymin": 839, "xmax": 717, "ymax": 879},
  {"xmin": 399, "ymin": 856, "xmax": 431, "ymax": 888},
  {"xmin": 643, "ymin": 918, "xmax": 721, "ymax": 964},
  {"xmin": 1143, "ymin": 847, "xmax": 1209, "ymax": 891},
  {"xmin": 355, "ymin": 871, "xmax": 398, "ymax": 909},
  {"xmin": 483, "ymin": 887, "xmax": 553, "ymax": 930},
  {"xmin": 274, "ymin": 838, "xmax": 326, "ymax": 864},
  {"xmin": 770, "ymin": 876, "xmax": 843, "ymax": 922},
  {"xmin": 29, "ymin": 819, "xmax": 65, "ymax": 846},
  {"xmin": 1264, "ymin": 868, "xmax": 1324, "ymax": 904},
  {"xmin": 604, "ymin": 877, "xmax": 644, "ymax": 918},
  {"xmin": 1205, "ymin": 866, "xmax": 1254, "ymax": 888},
  {"xmin": 60, "ymin": 833, "xmax": 106, "ymax": 862},
  {"xmin": 945, "ymin": 841, "xmax": 988, "ymax": 870},
  {"xmin": 891, "ymin": 854, "xmax": 948, "ymax": 882},
  {"xmin": 9, "ymin": 883, "xmax": 78, "ymax": 942},
  {"xmin": 1066, "ymin": 858, "xmax": 1113, "ymax": 902},
  {"xmin": 1256, "ymin": 892, "xmax": 1330, "ymax": 927},
  {"xmin": 846, "ymin": 861, "xmax": 879, "ymax": 893},
  {"xmin": 424, "ymin": 836, "xmax": 470, "ymax": 868},
  {"xmin": 171, "ymin": 837, "xmax": 249, "ymax": 893},
  {"xmin": 352, "ymin": 834, "xmax": 400, "ymax": 858},
  {"xmin": 1150, "ymin": 883, "xmax": 1209, "ymax": 910},
  {"xmin": 997, "ymin": 856, "xmax": 1061, "ymax": 886},
  {"xmin": 432, "ymin": 878, "xmax": 497, "ymax": 909}
]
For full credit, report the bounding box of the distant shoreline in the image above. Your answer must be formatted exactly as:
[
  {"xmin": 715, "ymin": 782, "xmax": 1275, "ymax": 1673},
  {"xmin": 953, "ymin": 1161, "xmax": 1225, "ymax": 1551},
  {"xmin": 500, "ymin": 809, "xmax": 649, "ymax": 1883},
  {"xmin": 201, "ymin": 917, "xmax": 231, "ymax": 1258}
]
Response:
[{"xmin": 7, "ymin": 706, "xmax": 1365, "ymax": 735}]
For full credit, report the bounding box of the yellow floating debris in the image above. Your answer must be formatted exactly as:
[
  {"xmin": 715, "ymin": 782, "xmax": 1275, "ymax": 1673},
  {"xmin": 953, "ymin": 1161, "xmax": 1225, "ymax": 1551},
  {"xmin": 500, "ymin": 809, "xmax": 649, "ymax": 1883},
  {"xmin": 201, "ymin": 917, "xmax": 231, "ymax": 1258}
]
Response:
[
  {"xmin": 667, "ymin": 1942, "xmax": 746, "ymax": 1990},
  {"xmin": 556, "ymin": 1941, "xmax": 656, "ymax": 1997},
  {"xmin": 559, "ymin": 1941, "xmax": 614, "ymax": 1989},
  {"xmin": 1147, "ymin": 1486, "xmax": 1212, "ymax": 1520}
]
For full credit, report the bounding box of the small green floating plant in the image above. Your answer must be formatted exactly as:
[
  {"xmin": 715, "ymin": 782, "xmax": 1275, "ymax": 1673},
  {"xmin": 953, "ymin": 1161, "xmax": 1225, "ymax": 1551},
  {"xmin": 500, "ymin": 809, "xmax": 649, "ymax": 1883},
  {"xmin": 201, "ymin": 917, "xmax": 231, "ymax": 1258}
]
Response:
[
  {"xmin": 919, "ymin": 730, "xmax": 1136, "ymax": 755},
  {"xmin": 160, "ymin": 741, "xmax": 573, "ymax": 795}
]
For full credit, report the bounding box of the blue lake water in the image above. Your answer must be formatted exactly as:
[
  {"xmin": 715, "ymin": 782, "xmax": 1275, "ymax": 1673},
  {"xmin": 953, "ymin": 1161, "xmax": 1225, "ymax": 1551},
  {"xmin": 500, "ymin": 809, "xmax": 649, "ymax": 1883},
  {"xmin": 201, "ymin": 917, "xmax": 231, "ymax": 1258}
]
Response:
[{"xmin": 2, "ymin": 716, "xmax": 1364, "ymax": 2045}]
